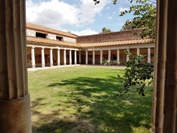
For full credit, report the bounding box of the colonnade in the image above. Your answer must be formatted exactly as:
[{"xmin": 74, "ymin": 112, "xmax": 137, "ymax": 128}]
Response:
[
  {"xmin": 28, "ymin": 46, "xmax": 154, "ymax": 69},
  {"xmin": 85, "ymin": 47, "xmax": 153, "ymax": 65},
  {"xmin": 28, "ymin": 45, "xmax": 80, "ymax": 69},
  {"xmin": 28, "ymin": 45, "xmax": 154, "ymax": 69}
]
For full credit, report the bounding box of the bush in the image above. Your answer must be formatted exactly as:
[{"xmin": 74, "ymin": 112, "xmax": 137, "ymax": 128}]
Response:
[
  {"xmin": 117, "ymin": 51, "xmax": 154, "ymax": 96},
  {"xmin": 102, "ymin": 60, "xmax": 118, "ymax": 65}
]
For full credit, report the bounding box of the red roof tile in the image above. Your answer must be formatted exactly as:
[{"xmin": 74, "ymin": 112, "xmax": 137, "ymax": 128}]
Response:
[{"xmin": 79, "ymin": 39, "xmax": 153, "ymax": 48}]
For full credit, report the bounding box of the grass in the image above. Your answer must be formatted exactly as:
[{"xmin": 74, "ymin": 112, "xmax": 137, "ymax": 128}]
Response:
[{"xmin": 28, "ymin": 66, "xmax": 152, "ymax": 133}]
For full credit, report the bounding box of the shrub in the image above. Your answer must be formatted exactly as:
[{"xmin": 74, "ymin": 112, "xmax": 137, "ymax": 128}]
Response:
[{"xmin": 117, "ymin": 51, "xmax": 154, "ymax": 96}]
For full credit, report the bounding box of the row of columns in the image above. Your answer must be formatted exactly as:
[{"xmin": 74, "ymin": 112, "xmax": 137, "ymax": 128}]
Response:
[
  {"xmin": 30, "ymin": 46, "xmax": 79, "ymax": 68},
  {"xmin": 85, "ymin": 47, "xmax": 152, "ymax": 65},
  {"xmin": 31, "ymin": 47, "xmax": 152, "ymax": 68}
]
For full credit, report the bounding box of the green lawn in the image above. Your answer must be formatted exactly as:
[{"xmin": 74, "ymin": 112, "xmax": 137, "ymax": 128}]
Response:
[{"xmin": 28, "ymin": 66, "xmax": 152, "ymax": 133}]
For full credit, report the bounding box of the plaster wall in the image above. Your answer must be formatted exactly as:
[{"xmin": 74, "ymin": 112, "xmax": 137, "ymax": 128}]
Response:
[
  {"xmin": 63, "ymin": 36, "xmax": 76, "ymax": 43},
  {"xmin": 26, "ymin": 29, "xmax": 36, "ymax": 37},
  {"xmin": 47, "ymin": 33, "xmax": 56, "ymax": 40}
]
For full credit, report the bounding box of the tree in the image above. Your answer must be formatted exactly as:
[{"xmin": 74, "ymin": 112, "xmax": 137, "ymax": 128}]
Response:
[
  {"xmin": 94, "ymin": 0, "xmax": 118, "ymax": 5},
  {"xmin": 101, "ymin": 27, "xmax": 111, "ymax": 34},
  {"xmin": 94, "ymin": 0, "xmax": 156, "ymax": 39},
  {"xmin": 120, "ymin": 0, "xmax": 156, "ymax": 39},
  {"xmin": 121, "ymin": 19, "xmax": 134, "ymax": 31},
  {"xmin": 94, "ymin": 0, "xmax": 155, "ymax": 95},
  {"xmin": 118, "ymin": 1, "xmax": 155, "ymax": 95}
]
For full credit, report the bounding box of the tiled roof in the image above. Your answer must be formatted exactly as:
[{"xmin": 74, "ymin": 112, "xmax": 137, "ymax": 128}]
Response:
[
  {"xmin": 27, "ymin": 36, "xmax": 80, "ymax": 48},
  {"xmin": 79, "ymin": 39, "xmax": 153, "ymax": 48},
  {"xmin": 26, "ymin": 23, "xmax": 77, "ymax": 38},
  {"xmin": 26, "ymin": 23, "xmax": 153, "ymax": 48},
  {"xmin": 27, "ymin": 36, "xmax": 153, "ymax": 48}
]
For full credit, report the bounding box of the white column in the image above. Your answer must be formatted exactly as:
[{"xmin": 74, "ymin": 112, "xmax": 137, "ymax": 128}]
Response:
[
  {"xmin": 148, "ymin": 47, "xmax": 151, "ymax": 63},
  {"xmin": 108, "ymin": 50, "xmax": 111, "ymax": 62},
  {"xmin": 137, "ymin": 48, "xmax": 140, "ymax": 56},
  {"xmin": 50, "ymin": 48, "xmax": 53, "ymax": 67},
  {"xmin": 86, "ymin": 50, "xmax": 88, "ymax": 65},
  {"xmin": 117, "ymin": 49, "xmax": 120, "ymax": 64},
  {"xmin": 63, "ymin": 49, "xmax": 66, "ymax": 65},
  {"xmin": 57, "ymin": 48, "xmax": 60, "ymax": 66},
  {"xmin": 79, "ymin": 50, "xmax": 81, "ymax": 64},
  {"xmin": 31, "ymin": 46, "xmax": 35, "ymax": 68},
  {"xmin": 92, "ymin": 50, "xmax": 95, "ymax": 65},
  {"xmin": 69, "ymin": 50, "xmax": 72, "ymax": 65},
  {"xmin": 126, "ymin": 49, "xmax": 129, "ymax": 62},
  {"xmin": 74, "ymin": 50, "xmax": 77, "ymax": 65},
  {"xmin": 100, "ymin": 50, "xmax": 103, "ymax": 65},
  {"xmin": 41, "ymin": 47, "xmax": 45, "ymax": 68}
]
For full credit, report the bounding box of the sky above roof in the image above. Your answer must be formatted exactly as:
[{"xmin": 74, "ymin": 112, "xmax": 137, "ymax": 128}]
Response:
[{"xmin": 26, "ymin": 0, "xmax": 134, "ymax": 35}]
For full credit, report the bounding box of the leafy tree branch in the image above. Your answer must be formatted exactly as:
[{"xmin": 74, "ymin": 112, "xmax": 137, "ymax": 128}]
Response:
[{"xmin": 117, "ymin": 51, "xmax": 154, "ymax": 96}]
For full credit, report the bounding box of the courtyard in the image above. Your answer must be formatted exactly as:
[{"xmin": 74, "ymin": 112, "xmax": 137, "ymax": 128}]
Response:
[{"xmin": 29, "ymin": 66, "xmax": 152, "ymax": 133}]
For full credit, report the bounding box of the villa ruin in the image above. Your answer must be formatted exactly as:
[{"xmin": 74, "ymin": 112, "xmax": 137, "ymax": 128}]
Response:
[
  {"xmin": 26, "ymin": 23, "xmax": 154, "ymax": 69},
  {"xmin": 0, "ymin": 0, "xmax": 176, "ymax": 132}
]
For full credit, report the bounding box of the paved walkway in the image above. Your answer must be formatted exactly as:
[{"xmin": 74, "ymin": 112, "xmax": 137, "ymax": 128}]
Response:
[{"xmin": 28, "ymin": 65, "xmax": 126, "ymax": 71}]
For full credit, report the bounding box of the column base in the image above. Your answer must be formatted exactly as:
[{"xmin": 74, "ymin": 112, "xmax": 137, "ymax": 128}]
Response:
[{"xmin": 0, "ymin": 95, "xmax": 31, "ymax": 133}]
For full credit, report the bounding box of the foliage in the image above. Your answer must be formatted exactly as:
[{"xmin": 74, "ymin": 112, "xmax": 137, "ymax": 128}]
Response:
[
  {"xmin": 120, "ymin": 0, "xmax": 156, "ymax": 39},
  {"xmin": 94, "ymin": 0, "xmax": 156, "ymax": 39},
  {"xmin": 109, "ymin": 60, "xmax": 117, "ymax": 65},
  {"xmin": 94, "ymin": 0, "xmax": 117, "ymax": 5},
  {"xmin": 102, "ymin": 60, "xmax": 109, "ymax": 65},
  {"xmin": 121, "ymin": 19, "xmax": 134, "ymax": 31},
  {"xmin": 117, "ymin": 51, "xmax": 154, "ymax": 96},
  {"xmin": 101, "ymin": 27, "xmax": 112, "ymax": 34},
  {"xmin": 102, "ymin": 60, "xmax": 117, "ymax": 65},
  {"xmin": 93, "ymin": 0, "xmax": 100, "ymax": 5}
]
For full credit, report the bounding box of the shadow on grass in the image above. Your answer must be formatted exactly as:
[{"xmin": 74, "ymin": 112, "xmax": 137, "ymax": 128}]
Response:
[{"xmin": 32, "ymin": 76, "xmax": 152, "ymax": 133}]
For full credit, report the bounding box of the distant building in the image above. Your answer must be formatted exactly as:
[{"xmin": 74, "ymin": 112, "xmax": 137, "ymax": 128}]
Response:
[{"xmin": 26, "ymin": 23, "xmax": 154, "ymax": 69}]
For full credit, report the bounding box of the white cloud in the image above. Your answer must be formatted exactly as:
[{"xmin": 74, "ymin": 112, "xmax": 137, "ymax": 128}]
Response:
[
  {"xmin": 26, "ymin": 0, "xmax": 109, "ymax": 29},
  {"xmin": 107, "ymin": 16, "xmax": 112, "ymax": 19},
  {"xmin": 26, "ymin": 0, "xmax": 79, "ymax": 29},
  {"xmin": 78, "ymin": 0, "xmax": 108, "ymax": 24},
  {"xmin": 62, "ymin": 29, "xmax": 98, "ymax": 36},
  {"xmin": 119, "ymin": 7, "xmax": 129, "ymax": 14}
]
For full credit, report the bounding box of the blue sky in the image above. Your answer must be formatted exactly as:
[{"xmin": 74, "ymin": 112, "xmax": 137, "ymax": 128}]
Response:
[{"xmin": 26, "ymin": 0, "xmax": 134, "ymax": 35}]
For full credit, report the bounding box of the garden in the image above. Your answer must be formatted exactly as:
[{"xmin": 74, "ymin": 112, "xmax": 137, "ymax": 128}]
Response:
[{"xmin": 28, "ymin": 66, "xmax": 152, "ymax": 133}]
